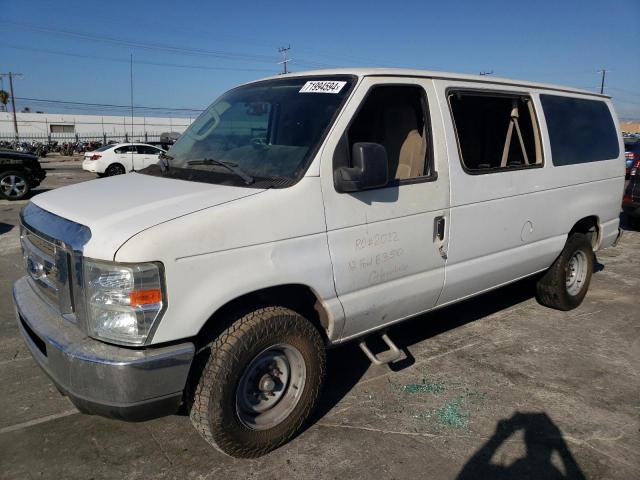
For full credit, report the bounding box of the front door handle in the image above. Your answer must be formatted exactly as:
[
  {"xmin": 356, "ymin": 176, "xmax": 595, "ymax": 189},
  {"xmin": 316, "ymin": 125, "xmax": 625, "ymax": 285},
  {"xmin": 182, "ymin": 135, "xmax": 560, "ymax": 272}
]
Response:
[{"xmin": 434, "ymin": 215, "xmax": 445, "ymax": 242}]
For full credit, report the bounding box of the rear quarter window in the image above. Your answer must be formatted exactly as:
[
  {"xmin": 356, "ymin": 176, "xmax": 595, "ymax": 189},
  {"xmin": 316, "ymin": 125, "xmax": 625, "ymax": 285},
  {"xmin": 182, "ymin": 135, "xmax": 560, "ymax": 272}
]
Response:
[{"xmin": 540, "ymin": 94, "xmax": 619, "ymax": 166}]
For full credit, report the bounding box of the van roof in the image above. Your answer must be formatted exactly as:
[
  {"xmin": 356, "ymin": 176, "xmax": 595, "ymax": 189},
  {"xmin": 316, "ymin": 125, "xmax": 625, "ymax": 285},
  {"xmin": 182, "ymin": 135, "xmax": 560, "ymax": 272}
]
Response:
[{"xmin": 252, "ymin": 68, "xmax": 609, "ymax": 99}]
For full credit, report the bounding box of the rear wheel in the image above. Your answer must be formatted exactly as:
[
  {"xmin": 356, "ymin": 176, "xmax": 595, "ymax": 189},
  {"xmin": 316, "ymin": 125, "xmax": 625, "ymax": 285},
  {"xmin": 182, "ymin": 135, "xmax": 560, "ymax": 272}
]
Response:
[
  {"xmin": 188, "ymin": 306, "xmax": 325, "ymax": 458},
  {"xmin": 536, "ymin": 233, "xmax": 594, "ymax": 310},
  {"xmin": 105, "ymin": 163, "xmax": 125, "ymax": 176},
  {"xmin": 0, "ymin": 171, "xmax": 30, "ymax": 200}
]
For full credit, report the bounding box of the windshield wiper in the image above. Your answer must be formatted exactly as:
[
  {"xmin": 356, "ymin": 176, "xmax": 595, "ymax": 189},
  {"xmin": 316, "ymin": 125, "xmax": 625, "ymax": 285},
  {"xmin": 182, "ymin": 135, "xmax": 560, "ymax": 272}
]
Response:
[
  {"xmin": 186, "ymin": 158, "xmax": 254, "ymax": 185},
  {"xmin": 159, "ymin": 151, "xmax": 173, "ymax": 173}
]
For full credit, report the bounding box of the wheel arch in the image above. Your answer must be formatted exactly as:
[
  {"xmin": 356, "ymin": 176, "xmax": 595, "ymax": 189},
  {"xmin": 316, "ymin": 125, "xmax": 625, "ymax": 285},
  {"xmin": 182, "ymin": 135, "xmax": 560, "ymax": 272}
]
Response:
[
  {"xmin": 194, "ymin": 283, "xmax": 333, "ymax": 349},
  {"xmin": 569, "ymin": 215, "xmax": 600, "ymax": 249}
]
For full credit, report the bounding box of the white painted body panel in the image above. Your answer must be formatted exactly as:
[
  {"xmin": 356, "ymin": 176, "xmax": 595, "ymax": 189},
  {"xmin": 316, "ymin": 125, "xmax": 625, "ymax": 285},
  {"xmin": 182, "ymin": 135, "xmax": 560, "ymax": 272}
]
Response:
[
  {"xmin": 320, "ymin": 77, "xmax": 450, "ymax": 340},
  {"xmin": 31, "ymin": 69, "xmax": 625, "ymax": 346},
  {"xmin": 432, "ymin": 80, "xmax": 624, "ymax": 305},
  {"xmin": 114, "ymin": 177, "xmax": 343, "ymax": 344},
  {"xmin": 31, "ymin": 173, "xmax": 266, "ymax": 260}
]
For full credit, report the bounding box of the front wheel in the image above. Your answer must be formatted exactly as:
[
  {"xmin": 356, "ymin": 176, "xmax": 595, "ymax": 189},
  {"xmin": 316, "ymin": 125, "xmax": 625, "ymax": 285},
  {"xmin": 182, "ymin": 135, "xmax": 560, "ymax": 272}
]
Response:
[
  {"xmin": 188, "ymin": 306, "xmax": 326, "ymax": 458},
  {"xmin": 536, "ymin": 233, "xmax": 594, "ymax": 310},
  {"xmin": 0, "ymin": 171, "xmax": 30, "ymax": 200}
]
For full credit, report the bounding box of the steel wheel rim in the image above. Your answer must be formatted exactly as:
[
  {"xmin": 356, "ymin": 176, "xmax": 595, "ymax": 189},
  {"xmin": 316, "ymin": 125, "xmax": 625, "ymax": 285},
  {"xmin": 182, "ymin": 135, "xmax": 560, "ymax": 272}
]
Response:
[
  {"xmin": 566, "ymin": 250, "xmax": 588, "ymax": 296},
  {"xmin": 0, "ymin": 175, "xmax": 27, "ymax": 198},
  {"xmin": 235, "ymin": 344, "xmax": 306, "ymax": 431}
]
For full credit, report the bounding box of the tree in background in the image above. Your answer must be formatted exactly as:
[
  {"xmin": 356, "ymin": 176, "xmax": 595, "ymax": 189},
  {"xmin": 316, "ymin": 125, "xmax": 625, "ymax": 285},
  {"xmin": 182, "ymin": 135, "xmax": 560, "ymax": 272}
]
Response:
[{"xmin": 0, "ymin": 90, "xmax": 9, "ymax": 112}]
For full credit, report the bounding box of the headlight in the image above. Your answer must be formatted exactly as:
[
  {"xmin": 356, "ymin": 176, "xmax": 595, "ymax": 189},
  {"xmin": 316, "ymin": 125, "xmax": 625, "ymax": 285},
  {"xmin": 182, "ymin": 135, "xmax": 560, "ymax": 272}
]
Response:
[{"xmin": 84, "ymin": 259, "xmax": 165, "ymax": 345}]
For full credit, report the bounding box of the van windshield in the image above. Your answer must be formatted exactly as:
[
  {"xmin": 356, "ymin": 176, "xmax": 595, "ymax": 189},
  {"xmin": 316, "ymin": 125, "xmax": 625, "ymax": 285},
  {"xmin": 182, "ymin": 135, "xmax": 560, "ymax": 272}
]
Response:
[{"xmin": 141, "ymin": 76, "xmax": 354, "ymax": 188}]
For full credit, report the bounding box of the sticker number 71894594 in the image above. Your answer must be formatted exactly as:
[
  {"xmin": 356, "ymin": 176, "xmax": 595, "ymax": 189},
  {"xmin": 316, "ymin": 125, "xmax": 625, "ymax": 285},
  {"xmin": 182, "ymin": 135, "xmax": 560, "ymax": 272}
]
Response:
[{"xmin": 299, "ymin": 80, "xmax": 347, "ymax": 94}]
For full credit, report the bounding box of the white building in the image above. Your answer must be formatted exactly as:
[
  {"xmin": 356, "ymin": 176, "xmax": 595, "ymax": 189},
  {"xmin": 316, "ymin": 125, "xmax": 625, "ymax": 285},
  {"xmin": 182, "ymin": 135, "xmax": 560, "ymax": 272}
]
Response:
[{"xmin": 0, "ymin": 112, "xmax": 194, "ymax": 141}]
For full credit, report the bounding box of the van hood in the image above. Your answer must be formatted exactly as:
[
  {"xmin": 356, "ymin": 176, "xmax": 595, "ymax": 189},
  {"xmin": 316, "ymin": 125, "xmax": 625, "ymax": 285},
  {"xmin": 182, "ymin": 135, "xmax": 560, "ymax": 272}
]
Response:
[{"xmin": 30, "ymin": 173, "xmax": 265, "ymax": 259}]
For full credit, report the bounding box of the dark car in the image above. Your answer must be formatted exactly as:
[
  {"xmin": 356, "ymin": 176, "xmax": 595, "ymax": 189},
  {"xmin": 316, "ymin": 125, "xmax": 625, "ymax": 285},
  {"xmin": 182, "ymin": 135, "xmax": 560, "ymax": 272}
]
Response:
[
  {"xmin": 624, "ymin": 140, "xmax": 640, "ymax": 180},
  {"xmin": 0, "ymin": 149, "xmax": 47, "ymax": 200},
  {"xmin": 623, "ymin": 155, "xmax": 640, "ymax": 228}
]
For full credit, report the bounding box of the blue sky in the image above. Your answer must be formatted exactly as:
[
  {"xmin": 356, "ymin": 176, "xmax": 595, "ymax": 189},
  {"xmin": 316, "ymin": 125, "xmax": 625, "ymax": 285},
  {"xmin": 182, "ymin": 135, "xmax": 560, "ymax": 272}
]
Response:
[{"xmin": 1, "ymin": 0, "xmax": 639, "ymax": 119}]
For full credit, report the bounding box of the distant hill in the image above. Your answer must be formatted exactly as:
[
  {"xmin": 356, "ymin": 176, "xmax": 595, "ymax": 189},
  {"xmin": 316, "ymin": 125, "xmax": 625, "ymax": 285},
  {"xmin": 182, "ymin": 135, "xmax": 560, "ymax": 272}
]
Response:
[{"xmin": 621, "ymin": 121, "xmax": 640, "ymax": 134}]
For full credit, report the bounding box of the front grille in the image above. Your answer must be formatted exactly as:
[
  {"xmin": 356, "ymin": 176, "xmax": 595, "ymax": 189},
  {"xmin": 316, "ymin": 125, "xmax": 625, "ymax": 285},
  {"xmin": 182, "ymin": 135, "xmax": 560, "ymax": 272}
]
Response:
[
  {"xmin": 19, "ymin": 203, "xmax": 91, "ymax": 329},
  {"xmin": 20, "ymin": 227, "xmax": 73, "ymax": 315},
  {"xmin": 23, "ymin": 229, "xmax": 55, "ymax": 258}
]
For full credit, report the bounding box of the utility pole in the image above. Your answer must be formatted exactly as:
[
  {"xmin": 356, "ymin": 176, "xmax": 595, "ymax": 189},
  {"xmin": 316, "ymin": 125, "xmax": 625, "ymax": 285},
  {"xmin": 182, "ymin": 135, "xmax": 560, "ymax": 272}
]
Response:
[
  {"xmin": 0, "ymin": 72, "xmax": 23, "ymax": 141},
  {"xmin": 278, "ymin": 46, "xmax": 291, "ymax": 75},
  {"xmin": 130, "ymin": 53, "xmax": 135, "ymax": 139},
  {"xmin": 598, "ymin": 68, "xmax": 608, "ymax": 94}
]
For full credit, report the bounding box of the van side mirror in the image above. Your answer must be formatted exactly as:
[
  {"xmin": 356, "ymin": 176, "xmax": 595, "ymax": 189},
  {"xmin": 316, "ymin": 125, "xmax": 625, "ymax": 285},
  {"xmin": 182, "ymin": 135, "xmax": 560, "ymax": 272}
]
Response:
[{"xmin": 334, "ymin": 142, "xmax": 389, "ymax": 193}]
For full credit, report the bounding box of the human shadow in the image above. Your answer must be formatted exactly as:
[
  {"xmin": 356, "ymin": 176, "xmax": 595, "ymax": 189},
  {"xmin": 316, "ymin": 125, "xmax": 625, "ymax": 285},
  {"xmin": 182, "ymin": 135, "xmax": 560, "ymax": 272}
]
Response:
[{"xmin": 457, "ymin": 412, "xmax": 586, "ymax": 480}]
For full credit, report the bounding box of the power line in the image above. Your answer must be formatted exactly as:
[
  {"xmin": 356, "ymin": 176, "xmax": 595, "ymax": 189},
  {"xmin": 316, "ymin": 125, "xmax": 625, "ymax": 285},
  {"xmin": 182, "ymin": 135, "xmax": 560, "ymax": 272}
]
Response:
[
  {"xmin": 1, "ymin": 20, "xmax": 279, "ymax": 64},
  {"xmin": 14, "ymin": 96, "xmax": 203, "ymax": 112},
  {"xmin": 608, "ymin": 86, "xmax": 640, "ymax": 98},
  {"xmin": 2, "ymin": 44, "xmax": 276, "ymax": 73}
]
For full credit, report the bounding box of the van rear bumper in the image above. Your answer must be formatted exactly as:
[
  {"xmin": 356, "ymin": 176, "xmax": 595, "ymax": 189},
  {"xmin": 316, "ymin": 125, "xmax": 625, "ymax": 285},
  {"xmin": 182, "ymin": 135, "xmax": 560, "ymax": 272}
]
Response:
[{"xmin": 13, "ymin": 276, "xmax": 195, "ymax": 421}]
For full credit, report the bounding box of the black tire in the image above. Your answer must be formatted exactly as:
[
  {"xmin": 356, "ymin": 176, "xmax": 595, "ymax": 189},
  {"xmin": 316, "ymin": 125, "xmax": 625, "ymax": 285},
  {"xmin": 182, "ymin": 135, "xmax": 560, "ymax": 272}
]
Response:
[
  {"xmin": 189, "ymin": 306, "xmax": 326, "ymax": 458},
  {"xmin": 105, "ymin": 163, "xmax": 126, "ymax": 176},
  {"xmin": 536, "ymin": 233, "xmax": 594, "ymax": 311},
  {"xmin": 0, "ymin": 170, "xmax": 30, "ymax": 200}
]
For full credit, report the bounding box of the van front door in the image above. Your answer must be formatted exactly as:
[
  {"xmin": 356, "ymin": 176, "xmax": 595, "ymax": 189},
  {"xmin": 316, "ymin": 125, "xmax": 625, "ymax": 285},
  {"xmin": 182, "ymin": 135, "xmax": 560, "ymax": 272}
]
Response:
[{"xmin": 320, "ymin": 78, "xmax": 450, "ymax": 341}]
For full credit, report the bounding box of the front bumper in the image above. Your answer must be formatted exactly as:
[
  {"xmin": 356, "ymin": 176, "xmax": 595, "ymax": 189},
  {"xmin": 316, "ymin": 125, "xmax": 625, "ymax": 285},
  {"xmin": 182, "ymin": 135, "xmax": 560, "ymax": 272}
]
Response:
[{"xmin": 13, "ymin": 276, "xmax": 195, "ymax": 421}]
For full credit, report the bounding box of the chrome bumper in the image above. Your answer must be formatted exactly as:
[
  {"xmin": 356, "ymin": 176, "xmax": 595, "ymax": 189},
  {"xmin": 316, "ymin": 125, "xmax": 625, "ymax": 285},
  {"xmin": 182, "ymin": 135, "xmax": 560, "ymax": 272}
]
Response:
[{"xmin": 13, "ymin": 276, "xmax": 195, "ymax": 421}]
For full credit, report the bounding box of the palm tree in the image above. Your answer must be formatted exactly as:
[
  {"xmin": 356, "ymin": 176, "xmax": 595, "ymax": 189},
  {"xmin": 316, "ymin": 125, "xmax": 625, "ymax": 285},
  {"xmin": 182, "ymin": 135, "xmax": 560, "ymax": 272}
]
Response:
[{"xmin": 0, "ymin": 90, "xmax": 9, "ymax": 112}]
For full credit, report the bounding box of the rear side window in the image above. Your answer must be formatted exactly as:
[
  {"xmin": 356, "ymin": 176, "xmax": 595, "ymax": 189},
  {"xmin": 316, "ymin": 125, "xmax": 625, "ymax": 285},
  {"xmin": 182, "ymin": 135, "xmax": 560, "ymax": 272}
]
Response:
[
  {"xmin": 114, "ymin": 146, "xmax": 136, "ymax": 154},
  {"xmin": 448, "ymin": 91, "xmax": 542, "ymax": 173},
  {"xmin": 136, "ymin": 145, "xmax": 161, "ymax": 155},
  {"xmin": 540, "ymin": 95, "xmax": 619, "ymax": 166}
]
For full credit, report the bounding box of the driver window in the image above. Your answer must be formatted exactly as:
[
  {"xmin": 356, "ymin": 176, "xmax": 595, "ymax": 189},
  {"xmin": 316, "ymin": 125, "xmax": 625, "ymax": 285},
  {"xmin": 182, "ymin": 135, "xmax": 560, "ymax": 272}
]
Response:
[{"xmin": 348, "ymin": 85, "xmax": 432, "ymax": 181}]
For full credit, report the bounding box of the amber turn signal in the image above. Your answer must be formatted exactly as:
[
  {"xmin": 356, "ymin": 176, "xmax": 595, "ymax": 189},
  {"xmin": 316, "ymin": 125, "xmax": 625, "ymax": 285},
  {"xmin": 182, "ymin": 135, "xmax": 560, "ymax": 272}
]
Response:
[{"xmin": 129, "ymin": 289, "xmax": 162, "ymax": 306}]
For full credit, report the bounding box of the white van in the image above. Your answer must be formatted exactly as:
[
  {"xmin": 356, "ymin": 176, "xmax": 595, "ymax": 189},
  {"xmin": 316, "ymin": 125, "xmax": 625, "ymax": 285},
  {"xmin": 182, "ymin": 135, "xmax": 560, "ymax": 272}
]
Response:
[{"xmin": 14, "ymin": 69, "xmax": 624, "ymax": 457}]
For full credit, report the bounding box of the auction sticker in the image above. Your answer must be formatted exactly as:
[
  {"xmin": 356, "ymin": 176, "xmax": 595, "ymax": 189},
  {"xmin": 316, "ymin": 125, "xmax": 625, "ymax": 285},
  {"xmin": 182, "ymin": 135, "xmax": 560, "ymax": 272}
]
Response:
[{"xmin": 299, "ymin": 80, "xmax": 347, "ymax": 93}]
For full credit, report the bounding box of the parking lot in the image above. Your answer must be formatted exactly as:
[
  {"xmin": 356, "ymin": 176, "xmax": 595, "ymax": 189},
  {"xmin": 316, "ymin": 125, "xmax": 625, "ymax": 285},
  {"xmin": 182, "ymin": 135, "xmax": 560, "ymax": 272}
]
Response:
[{"xmin": 1, "ymin": 159, "xmax": 638, "ymax": 479}]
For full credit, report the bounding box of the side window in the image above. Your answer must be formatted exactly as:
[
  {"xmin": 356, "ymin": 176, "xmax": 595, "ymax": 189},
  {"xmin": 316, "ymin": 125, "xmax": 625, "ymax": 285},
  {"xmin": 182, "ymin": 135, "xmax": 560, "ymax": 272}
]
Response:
[
  {"xmin": 347, "ymin": 85, "xmax": 433, "ymax": 182},
  {"xmin": 114, "ymin": 146, "xmax": 132, "ymax": 154},
  {"xmin": 540, "ymin": 95, "xmax": 619, "ymax": 166},
  {"xmin": 448, "ymin": 91, "xmax": 542, "ymax": 173},
  {"xmin": 136, "ymin": 145, "xmax": 160, "ymax": 155}
]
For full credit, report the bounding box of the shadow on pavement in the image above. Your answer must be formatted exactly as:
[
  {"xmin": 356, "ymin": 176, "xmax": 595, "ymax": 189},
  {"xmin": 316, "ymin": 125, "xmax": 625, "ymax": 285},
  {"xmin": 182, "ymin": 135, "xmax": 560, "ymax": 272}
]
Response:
[
  {"xmin": 23, "ymin": 188, "xmax": 52, "ymax": 200},
  {"xmin": 309, "ymin": 275, "xmax": 541, "ymax": 427},
  {"xmin": 0, "ymin": 222, "xmax": 14, "ymax": 235},
  {"xmin": 620, "ymin": 211, "xmax": 639, "ymax": 232},
  {"xmin": 456, "ymin": 412, "xmax": 586, "ymax": 480}
]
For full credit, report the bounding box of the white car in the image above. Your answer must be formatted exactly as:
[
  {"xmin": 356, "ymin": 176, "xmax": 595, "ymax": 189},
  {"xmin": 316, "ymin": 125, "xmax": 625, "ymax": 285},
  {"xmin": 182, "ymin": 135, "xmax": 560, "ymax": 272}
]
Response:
[
  {"xmin": 15, "ymin": 69, "xmax": 624, "ymax": 458},
  {"xmin": 82, "ymin": 143, "xmax": 166, "ymax": 176}
]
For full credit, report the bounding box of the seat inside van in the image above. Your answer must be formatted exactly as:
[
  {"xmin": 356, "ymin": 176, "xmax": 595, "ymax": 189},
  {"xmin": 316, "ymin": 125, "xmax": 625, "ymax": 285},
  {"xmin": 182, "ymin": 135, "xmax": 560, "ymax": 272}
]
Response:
[{"xmin": 348, "ymin": 86, "xmax": 429, "ymax": 181}]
